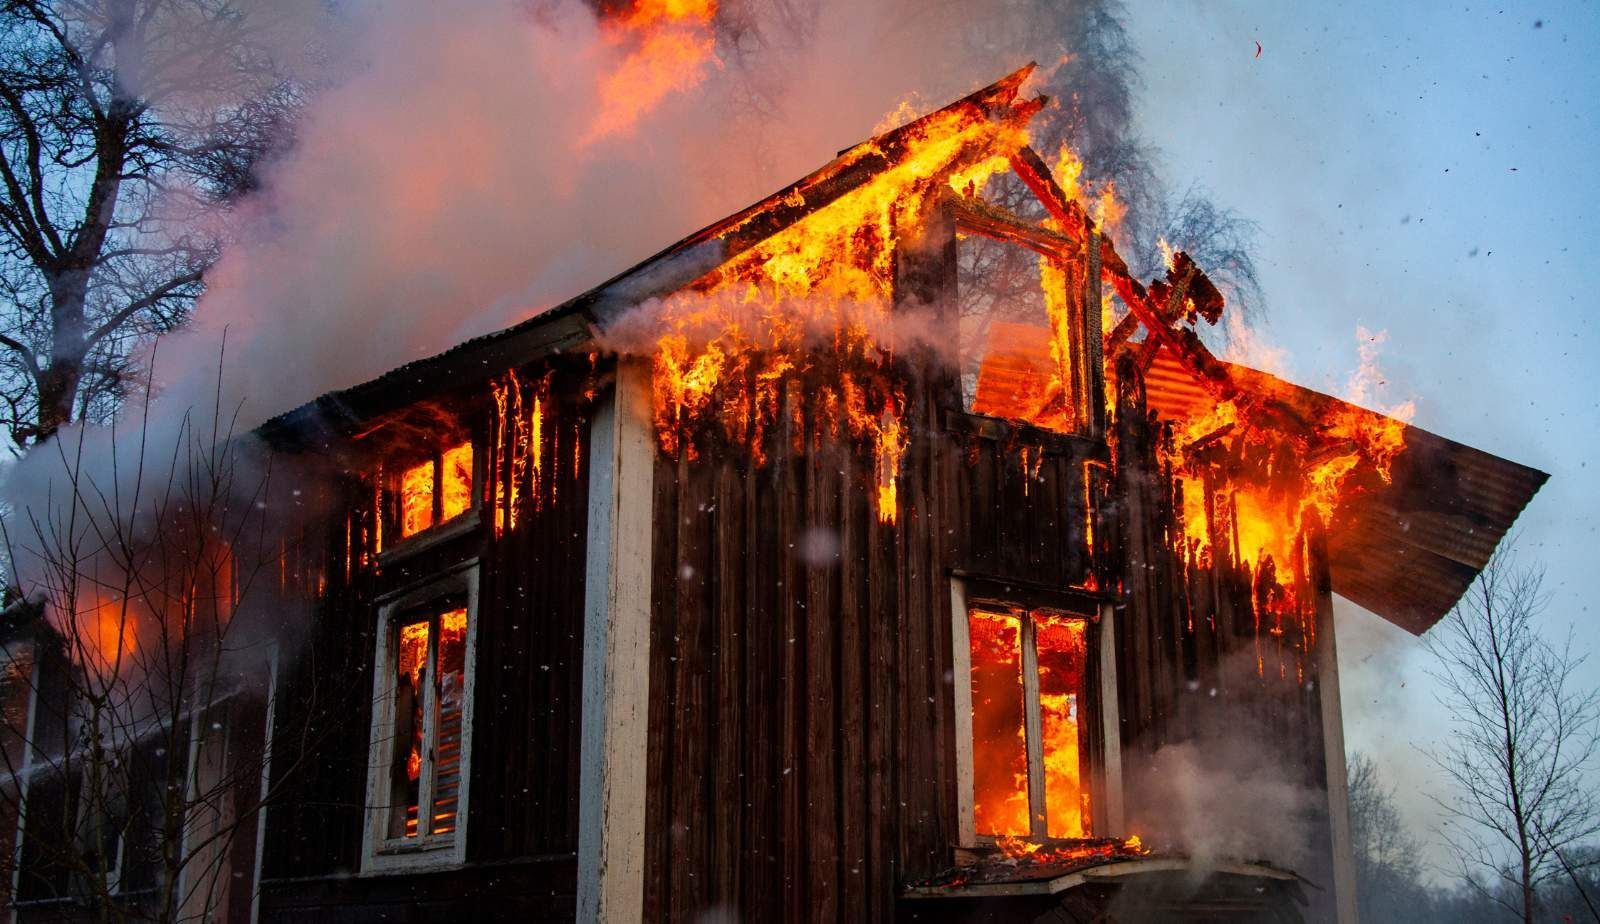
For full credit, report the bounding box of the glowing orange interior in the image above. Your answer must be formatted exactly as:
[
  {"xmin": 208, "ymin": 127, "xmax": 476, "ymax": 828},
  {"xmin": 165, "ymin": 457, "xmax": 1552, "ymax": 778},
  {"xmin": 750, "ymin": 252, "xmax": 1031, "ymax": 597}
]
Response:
[
  {"xmin": 969, "ymin": 608, "xmax": 1029, "ymax": 836},
  {"xmin": 399, "ymin": 460, "xmax": 435, "ymax": 538},
  {"xmin": 440, "ymin": 443, "xmax": 474, "ymax": 522},
  {"xmin": 395, "ymin": 619, "xmax": 429, "ymax": 838},
  {"xmin": 397, "ymin": 441, "xmax": 474, "ymax": 539},
  {"xmin": 968, "ymin": 607, "xmax": 1089, "ymax": 840},
  {"xmin": 1034, "ymin": 613, "xmax": 1088, "ymax": 838}
]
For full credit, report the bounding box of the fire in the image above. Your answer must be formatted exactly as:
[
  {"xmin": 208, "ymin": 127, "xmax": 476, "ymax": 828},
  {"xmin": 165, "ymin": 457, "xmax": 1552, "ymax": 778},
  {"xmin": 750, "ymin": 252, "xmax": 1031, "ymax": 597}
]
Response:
[
  {"xmin": 83, "ymin": 594, "xmax": 139, "ymax": 669},
  {"xmin": 967, "ymin": 606, "xmax": 1090, "ymax": 839},
  {"xmin": 1035, "ymin": 614, "xmax": 1088, "ymax": 838},
  {"xmin": 1163, "ymin": 342, "xmax": 1413, "ymax": 677},
  {"xmin": 492, "ymin": 371, "xmax": 552, "ymax": 535},
  {"xmin": 397, "ymin": 440, "xmax": 474, "ymax": 540},
  {"xmin": 397, "ymin": 618, "xmax": 429, "ymax": 800},
  {"xmin": 873, "ymin": 410, "xmax": 906, "ymax": 523},
  {"xmin": 400, "ymin": 458, "xmax": 434, "ymax": 538},
  {"xmin": 584, "ymin": 0, "xmax": 720, "ymax": 145},
  {"xmin": 647, "ymin": 100, "xmax": 1033, "ymax": 521},
  {"xmin": 968, "ymin": 608, "xmax": 1029, "ymax": 837},
  {"xmin": 993, "ymin": 834, "xmax": 1149, "ymax": 863},
  {"xmin": 440, "ymin": 442, "xmax": 474, "ymax": 521},
  {"xmin": 1051, "ymin": 144, "xmax": 1084, "ymax": 202}
]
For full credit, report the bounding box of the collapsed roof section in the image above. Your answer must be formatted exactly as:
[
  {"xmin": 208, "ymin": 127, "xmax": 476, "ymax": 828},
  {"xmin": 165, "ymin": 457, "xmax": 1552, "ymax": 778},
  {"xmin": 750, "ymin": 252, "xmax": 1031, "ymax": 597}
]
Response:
[{"xmin": 257, "ymin": 64, "xmax": 1545, "ymax": 635}]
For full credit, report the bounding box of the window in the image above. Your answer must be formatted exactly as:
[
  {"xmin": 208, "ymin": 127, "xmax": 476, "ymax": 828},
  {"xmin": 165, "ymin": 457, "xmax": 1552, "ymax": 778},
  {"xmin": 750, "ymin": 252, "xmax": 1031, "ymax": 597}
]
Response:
[
  {"xmin": 955, "ymin": 232, "xmax": 1094, "ymax": 435},
  {"xmin": 952, "ymin": 580, "xmax": 1121, "ymax": 846},
  {"xmin": 390, "ymin": 441, "xmax": 475, "ymax": 542},
  {"xmin": 364, "ymin": 567, "xmax": 478, "ymax": 871},
  {"xmin": 74, "ymin": 772, "xmax": 129, "ymax": 895}
]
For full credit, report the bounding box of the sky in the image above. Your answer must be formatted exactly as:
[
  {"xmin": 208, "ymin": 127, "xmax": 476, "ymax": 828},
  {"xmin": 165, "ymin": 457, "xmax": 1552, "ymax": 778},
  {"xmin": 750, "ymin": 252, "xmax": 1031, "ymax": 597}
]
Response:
[{"xmin": 1124, "ymin": 0, "xmax": 1600, "ymax": 872}]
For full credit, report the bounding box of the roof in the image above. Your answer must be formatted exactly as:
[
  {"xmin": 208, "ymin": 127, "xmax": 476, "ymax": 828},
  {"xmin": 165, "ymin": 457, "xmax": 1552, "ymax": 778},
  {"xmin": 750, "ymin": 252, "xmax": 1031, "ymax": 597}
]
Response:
[
  {"xmin": 253, "ymin": 64, "xmax": 1546, "ymax": 634},
  {"xmin": 1145, "ymin": 352, "xmax": 1548, "ymax": 634},
  {"xmin": 256, "ymin": 66, "xmax": 1039, "ymax": 450}
]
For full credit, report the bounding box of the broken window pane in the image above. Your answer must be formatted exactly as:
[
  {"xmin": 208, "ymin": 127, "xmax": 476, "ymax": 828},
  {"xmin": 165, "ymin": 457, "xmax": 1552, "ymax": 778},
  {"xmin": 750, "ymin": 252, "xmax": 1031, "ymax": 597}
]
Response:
[
  {"xmin": 399, "ymin": 460, "xmax": 435, "ymax": 539},
  {"xmin": 957, "ymin": 234, "xmax": 1082, "ymax": 433},
  {"xmin": 387, "ymin": 617, "xmax": 429, "ymax": 840},
  {"xmin": 439, "ymin": 443, "xmax": 474, "ymax": 523},
  {"xmin": 429, "ymin": 608, "xmax": 468, "ymax": 836},
  {"xmin": 1034, "ymin": 612, "xmax": 1089, "ymax": 838},
  {"xmin": 968, "ymin": 607, "xmax": 1030, "ymax": 836},
  {"xmin": 382, "ymin": 604, "xmax": 470, "ymax": 846},
  {"xmin": 395, "ymin": 441, "xmax": 473, "ymax": 540}
]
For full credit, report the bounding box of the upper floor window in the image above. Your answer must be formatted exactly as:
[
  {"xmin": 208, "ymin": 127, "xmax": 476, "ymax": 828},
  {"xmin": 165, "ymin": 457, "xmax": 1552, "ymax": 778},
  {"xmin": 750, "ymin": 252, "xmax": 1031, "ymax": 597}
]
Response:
[
  {"xmin": 395, "ymin": 441, "xmax": 475, "ymax": 540},
  {"xmin": 956, "ymin": 229, "xmax": 1094, "ymax": 435},
  {"xmin": 364, "ymin": 567, "xmax": 478, "ymax": 871}
]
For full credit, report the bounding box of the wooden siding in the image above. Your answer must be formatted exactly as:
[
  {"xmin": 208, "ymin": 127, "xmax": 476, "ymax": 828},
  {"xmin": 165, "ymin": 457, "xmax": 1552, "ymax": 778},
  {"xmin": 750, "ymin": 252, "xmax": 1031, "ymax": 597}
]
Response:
[{"xmin": 257, "ymin": 358, "xmax": 594, "ymax": 919}]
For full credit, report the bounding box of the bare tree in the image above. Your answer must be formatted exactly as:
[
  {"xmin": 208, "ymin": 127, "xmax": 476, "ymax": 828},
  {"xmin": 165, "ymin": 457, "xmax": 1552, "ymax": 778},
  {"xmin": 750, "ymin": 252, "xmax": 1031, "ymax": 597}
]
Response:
[
  {"xmin": 1425, "ymin": 546, "xmax": 1600, "ymax": 924},
  {"xmin": 0, "ymin": 356, "xmax": 333, "ymax": 922},
  {"xmin": 0, "ymin": 0, "xmax": 320, "ymax": 450},
  {"xmin": 1347, "ymin": 751, "xmax": 1430, "ymax": 922}
]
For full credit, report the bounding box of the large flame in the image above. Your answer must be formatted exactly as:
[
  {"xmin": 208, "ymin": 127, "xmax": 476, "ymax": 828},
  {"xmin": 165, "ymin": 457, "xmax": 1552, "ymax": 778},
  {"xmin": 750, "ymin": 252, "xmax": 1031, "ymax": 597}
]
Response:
[
  {"xmin": 648, "ymin": 105, "xmax": 1031, "ymax": 522},
  {"xmin": 584, "ymin": 0, "xmax": 721, "ymax": 145}
]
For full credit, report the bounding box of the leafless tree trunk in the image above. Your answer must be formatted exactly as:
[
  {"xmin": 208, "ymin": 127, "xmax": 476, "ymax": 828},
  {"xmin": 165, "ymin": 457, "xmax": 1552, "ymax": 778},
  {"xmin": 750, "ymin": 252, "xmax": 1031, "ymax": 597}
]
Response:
[
  {"xmin": 1425, "ymin": 545, "xmax": 1600, "ymax": 924},
  {"xmin": 0, "ymin": 0, "xmax": 321, "ymax": 449}
]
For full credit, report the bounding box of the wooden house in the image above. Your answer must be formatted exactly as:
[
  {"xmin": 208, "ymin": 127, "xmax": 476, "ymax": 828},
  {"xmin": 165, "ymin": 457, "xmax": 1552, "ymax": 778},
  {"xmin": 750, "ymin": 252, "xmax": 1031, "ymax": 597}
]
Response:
[{"xmin": 4, "ymin": 66, "xmax": 1546, "ymax": 924}]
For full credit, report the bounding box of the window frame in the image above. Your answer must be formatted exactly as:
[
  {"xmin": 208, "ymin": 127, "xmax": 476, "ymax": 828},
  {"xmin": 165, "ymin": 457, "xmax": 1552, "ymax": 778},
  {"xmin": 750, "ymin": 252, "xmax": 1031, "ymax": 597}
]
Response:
[
  {"xmin": 950, "ymin": 576, "xmax": 1123, "ymax": 848},
  {"xmin": 378, "ymin": 439, "xmax": 480, "ymax": 559},
  {"xmin": 951, "ymin": 228, "xmax": 1097, "ymax": 438},
  {"xmin": 72, "ymin": 768, "xmax": 128, "ymax": 897},
  {"xmin": 361, "ymin": 562, "xmax": 480, "ymax": 874}
]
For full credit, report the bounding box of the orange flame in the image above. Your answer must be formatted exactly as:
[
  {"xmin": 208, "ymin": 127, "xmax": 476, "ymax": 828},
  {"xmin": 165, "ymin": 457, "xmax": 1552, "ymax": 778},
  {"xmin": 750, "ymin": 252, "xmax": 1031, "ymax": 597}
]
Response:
[
  {"xmin": 647, "ymin": 104, "xmax": 1029, "ymax": 522},
  {"xmin": 399, "ymin": 458, "xmax": 434, "ymax": 538},
  {"xmin": 584, "ymin": 0, "xmax": 720, "ymax": 145}
]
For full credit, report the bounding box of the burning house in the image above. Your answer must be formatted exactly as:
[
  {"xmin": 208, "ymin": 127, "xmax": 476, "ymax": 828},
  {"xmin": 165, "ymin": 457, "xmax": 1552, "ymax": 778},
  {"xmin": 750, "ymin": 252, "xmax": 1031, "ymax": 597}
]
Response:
[{"xmin": 2, "ymin": 66, "xmax": 1546, "ymax": 923}]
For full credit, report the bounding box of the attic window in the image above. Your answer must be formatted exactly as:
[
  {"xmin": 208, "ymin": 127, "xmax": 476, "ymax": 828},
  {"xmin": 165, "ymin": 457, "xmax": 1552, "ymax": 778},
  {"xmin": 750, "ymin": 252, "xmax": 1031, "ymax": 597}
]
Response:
[
  {"xmin": 956, "ymin": 231, "xmax": 1092, "ymax": 435},
  {"xmin": 392, "ymin": 441, "xmax": 474, "ymax": 541}
]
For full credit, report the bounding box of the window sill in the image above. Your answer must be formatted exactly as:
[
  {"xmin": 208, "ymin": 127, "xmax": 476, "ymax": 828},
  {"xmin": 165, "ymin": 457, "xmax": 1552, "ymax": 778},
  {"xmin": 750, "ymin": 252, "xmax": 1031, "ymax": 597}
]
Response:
[
  {"xmin": 362, "ymin": 839, "xmax": 465, "ymax": 876},
  {"xmin": 376, "ymin": 513, "xmax": 480, "ymax": 567}
]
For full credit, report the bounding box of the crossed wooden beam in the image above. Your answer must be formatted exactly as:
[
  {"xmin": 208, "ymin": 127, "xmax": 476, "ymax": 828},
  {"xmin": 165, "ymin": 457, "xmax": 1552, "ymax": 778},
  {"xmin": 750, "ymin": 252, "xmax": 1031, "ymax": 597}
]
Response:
[{"xmin": 948, "ymin": 144, "xmax": 1320, "ymax": 449}]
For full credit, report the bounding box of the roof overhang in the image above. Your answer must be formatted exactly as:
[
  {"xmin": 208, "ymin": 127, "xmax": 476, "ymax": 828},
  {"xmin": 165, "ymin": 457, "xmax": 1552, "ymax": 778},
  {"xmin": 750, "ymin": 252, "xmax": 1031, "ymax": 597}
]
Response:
[{"xmin": 1145, "ymin": 353, "xmax": 1548, "ymax": 633}]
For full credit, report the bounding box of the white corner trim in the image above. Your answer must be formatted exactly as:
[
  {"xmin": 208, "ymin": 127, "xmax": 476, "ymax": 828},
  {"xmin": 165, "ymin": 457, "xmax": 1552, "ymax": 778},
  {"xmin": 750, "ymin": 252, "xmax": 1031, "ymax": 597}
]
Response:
[
  {"xmin": 1097, "ymin": 604, "xmax": 1124, "ymax": 836},
  {"xmin": 950, "ymin": 579, "xmax": 976, "ymax": 848},
  {"xmin": 250, "ymin": 643, "xmax": 279, "ymax": 924},
  {"xmin": 577, "ymin": 359, "xmax": 656, "ymax": 924},
  {"xmin": 8, "ymin": 641, "xmax": 39, "ymax": 924},
  {"xmin": 1318, "ymin": 599, "xmax": 1358, "ymax": 924}
]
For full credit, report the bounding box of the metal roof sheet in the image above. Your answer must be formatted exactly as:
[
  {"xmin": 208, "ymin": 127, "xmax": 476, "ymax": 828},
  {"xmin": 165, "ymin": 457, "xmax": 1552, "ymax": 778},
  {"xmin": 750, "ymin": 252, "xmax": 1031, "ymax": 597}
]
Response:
[{"xmin": 1144, "ymin": 352, "xmax": 1547, "ymax": 634}]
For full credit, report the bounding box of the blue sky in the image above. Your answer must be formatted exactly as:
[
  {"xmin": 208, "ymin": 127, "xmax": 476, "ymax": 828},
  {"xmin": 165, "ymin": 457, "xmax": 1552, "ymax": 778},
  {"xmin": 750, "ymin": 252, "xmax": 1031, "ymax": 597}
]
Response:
[{"xmin": 1125, "ymin": 0, "xmax": 1600, "ymax": 865}]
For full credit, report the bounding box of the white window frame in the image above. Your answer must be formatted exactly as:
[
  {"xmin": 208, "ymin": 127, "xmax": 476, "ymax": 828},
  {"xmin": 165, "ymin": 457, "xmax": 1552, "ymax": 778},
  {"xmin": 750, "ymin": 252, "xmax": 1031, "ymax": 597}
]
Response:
[
  {"xmin": 951, "ymin": 577, "xmax": 1123, "ymax": 848},
  {"xmin": 361, "ymin": 561, "xmax": 479, "ymax": 874}
]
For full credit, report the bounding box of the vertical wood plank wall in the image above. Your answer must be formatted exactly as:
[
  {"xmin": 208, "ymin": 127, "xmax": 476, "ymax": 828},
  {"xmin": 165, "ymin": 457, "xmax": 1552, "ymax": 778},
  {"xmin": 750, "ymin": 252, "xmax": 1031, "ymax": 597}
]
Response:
[{"xmin": 257, "ymin": 359, "xmax": 594, "ymax": 921}]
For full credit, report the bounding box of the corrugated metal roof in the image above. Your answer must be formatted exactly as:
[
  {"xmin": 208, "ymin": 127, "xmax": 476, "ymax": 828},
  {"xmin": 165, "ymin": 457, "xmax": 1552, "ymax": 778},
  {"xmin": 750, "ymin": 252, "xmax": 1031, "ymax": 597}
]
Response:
[{"xmin": 1144, "ymin": 352, "xmax": 1547, "ymax": 634}]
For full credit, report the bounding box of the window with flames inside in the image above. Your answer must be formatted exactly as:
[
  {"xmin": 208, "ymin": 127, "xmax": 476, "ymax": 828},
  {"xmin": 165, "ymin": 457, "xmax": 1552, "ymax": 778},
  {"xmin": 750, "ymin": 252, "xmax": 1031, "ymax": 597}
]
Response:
[
  {"xmin": 378, "ymin": 603, "xmax": 468, "ymax": 850},
  {"xmin": 382, "ymin": 441, "xmax": 474, "ymax": 547},
  {"xmin": 957, "ymin": 231, "xmax": 1097, "ymax": 436},
  {"xmin": 967, "ymin": 604, "xmax": 1093, "ymax": 840}
]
